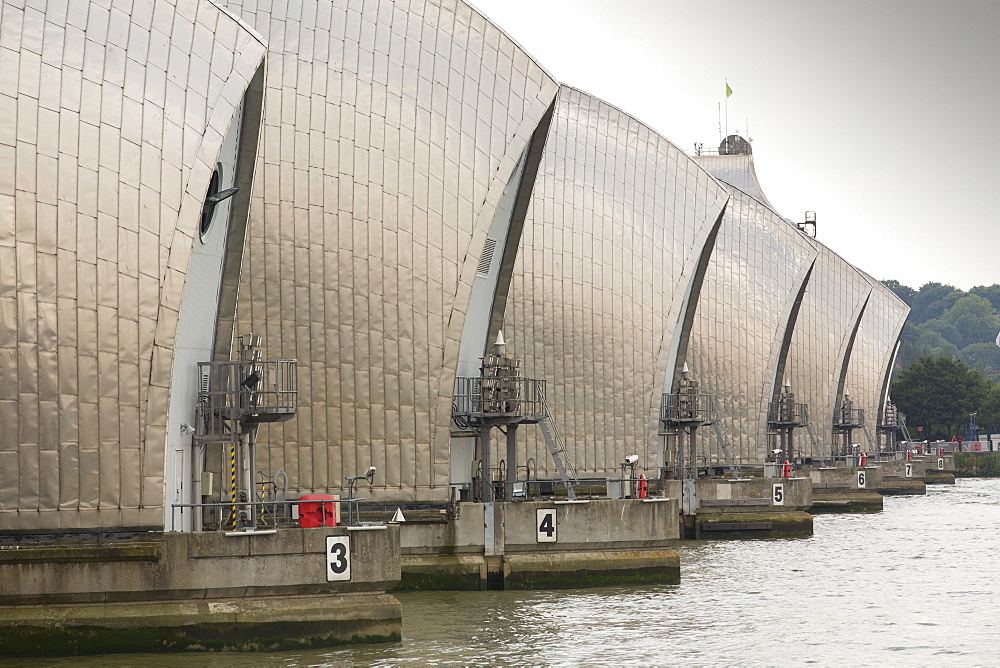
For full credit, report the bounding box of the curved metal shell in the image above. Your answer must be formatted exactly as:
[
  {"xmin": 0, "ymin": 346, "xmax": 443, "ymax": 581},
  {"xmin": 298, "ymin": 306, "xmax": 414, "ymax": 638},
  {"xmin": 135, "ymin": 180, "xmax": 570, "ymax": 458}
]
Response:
[
  {"xmin": 844, "ymin": 276, "xmax": 910, "ymax": 450},
  {"xmin": 505, "ymin": 87, "xmax": 729, "ymax": 477},
  {"xmin": 785, "ymin": 243, "xmax": 873, "ymax": 455},
  {"xmin": 0, "ymin": 0, "xmax": 266, "ymax": 530},
  {"xmin": 683, "ymin": 184, "xmax": 817, "ymax": 465},
  {"xmin": 226, "ymin": 0, "xmax": 559, "ymax": 500}
]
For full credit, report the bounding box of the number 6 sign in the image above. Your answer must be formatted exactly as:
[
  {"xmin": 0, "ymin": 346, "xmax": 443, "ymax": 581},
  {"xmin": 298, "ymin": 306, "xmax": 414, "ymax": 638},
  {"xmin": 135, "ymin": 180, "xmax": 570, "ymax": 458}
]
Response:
[{"xmin": 326, "ymin": 535, "xmax": 351, "ymax": 581}]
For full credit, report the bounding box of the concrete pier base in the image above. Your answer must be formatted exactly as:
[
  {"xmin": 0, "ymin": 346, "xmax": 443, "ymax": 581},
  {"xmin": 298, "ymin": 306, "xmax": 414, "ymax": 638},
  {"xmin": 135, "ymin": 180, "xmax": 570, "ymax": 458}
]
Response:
[
  {"xmin": 877, "ymin": 459, "xmax": 927, "ymax": 495},
  {"xmin": 0, "ymin": 527, "xmax": 401, "ymax": 657},
  {"xmin": 806, "ymin": 466, "xmax": 884, "ymax": 513},
  {"xmin": 692, "ymin": 511, "xmax": 813, "ymax": 539},
  {"xmin": 683, "ymin": 477, "xmax": 814, "ymax": 539},
  {"xmin": 398, "ymin": 498, "xmax": 681, "ymax": 590},
  {"xmin": 400, "ymin": 549, "xmax": 680, "ymax": 590},
  {"xmin": 810, "ymin": 491, "xmax": 884, "ymax": 513},
  {"xmin": 0, "ymin": 593, "xmax": 401, "ymax": 656},
  {"xmin": 923, "ymin": 455, "xmax": 956, "ymax": 484},
  {"xmin": 879, "ymin": 479, "xmax": 927, "ymax": 495}
]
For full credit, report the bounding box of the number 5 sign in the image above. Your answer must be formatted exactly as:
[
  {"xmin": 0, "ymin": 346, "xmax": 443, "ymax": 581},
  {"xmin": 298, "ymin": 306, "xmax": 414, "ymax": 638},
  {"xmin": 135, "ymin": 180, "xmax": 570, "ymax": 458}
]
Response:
[
  {"xmin": 772, "ymin": 483, "xmax": 785, "ymax": 506},
  {"xmin": 326, "ymin": 535, "xmax": 351, "ymax": 581},
  {"xmin": 536, "ymin": 508, "xmax": 557, "ymax": 543}
]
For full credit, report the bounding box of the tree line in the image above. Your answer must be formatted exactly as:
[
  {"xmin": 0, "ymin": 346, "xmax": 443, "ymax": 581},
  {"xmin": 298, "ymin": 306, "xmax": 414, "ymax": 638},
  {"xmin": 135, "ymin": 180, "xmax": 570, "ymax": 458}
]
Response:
[{"xmin": 883, "ymin": 280, "xmax": 1000, "ymax": 441}]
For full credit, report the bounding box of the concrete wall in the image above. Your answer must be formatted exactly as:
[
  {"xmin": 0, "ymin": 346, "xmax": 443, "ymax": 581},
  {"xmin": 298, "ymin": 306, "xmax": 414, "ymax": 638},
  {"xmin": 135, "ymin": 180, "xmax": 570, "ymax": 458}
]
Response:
[
  {"xmin": 926, "ymin": 455, "xmax": 955, "ymax": 473},
  {"xmin": 879, "ymin": 459, "xmax": 926, "ymax": 479},
  {"xmin": 400, "ymin": 498, "xmax": 679, "ymax": 556},
  {"xmin": 696, "ymin": 477, "xmax": 811, "ymax": 512},
  {"xmin": 0, "ymin": 527, "xmax": 400, "ymax": 605},
  {"xmin": 401, "ymin": 504, "xmax": 485, "ymax": 555},
  {"xmin": 809, "ymin": 466, "xmax": 883, "ymax": 490},
  {"xmin": 502, "ymin": 499, "xmax": 679, "ymax": 550}
]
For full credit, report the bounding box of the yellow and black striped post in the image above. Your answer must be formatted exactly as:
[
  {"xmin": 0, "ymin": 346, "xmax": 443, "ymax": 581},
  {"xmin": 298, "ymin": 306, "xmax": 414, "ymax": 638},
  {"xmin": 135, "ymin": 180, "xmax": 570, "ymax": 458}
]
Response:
[{"xmin": 229, "ymin": 443, "xmax": 238, "ymax": 530}]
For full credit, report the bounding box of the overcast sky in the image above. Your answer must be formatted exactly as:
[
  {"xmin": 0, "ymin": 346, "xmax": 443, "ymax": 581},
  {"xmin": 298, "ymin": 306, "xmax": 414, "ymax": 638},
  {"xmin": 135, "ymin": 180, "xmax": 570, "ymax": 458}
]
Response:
[{"xmin": 470, "ymin": 0, "xmax": 1000, "ymax": 292}]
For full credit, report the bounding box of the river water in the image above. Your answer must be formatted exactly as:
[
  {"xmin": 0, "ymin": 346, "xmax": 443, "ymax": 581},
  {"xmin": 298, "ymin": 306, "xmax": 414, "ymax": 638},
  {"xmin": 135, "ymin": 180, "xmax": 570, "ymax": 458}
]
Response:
[{"xmin": 30, "ymin": 478, "xmax": 1000, "ymax": 666}]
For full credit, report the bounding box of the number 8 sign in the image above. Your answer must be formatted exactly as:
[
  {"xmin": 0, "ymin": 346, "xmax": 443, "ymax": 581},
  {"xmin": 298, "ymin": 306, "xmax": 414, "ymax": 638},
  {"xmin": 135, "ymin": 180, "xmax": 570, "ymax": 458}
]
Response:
[{"xmin": 326, "ymin": 536, "xmax": 351, "ymax": 581}]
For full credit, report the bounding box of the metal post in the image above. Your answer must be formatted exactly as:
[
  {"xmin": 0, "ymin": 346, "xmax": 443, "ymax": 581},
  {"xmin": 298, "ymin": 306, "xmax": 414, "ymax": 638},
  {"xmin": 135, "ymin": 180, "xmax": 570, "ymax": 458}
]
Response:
[
  {"xmin": 228, "ymin": 440, "xmax": 238, "ymax": 530},
  {"xmin": 481, "ymin": 425, "xmax": 493, "ymax": 502},
  {"xmin": 506, "ymin": 424, "xmax": 518, "ymax": 501},
  {"xmin": 676, "ymin": 428, "xmax": 686, "ymax": 479},
  {"xmin": 347, "ymin": 477, "xmax": 356, "ymax": 525},
  {"xmin": 688, "ymin": 426, "xmax": 697, "ymax": 479}
]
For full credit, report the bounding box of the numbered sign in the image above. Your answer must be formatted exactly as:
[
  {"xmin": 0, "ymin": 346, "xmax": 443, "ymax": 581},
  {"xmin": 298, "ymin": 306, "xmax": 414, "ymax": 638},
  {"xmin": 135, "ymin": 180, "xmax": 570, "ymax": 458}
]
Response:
[
  {"xmin": 857, "ymin": 470, "xmax": 867, "ymax": 488},
  {"xmin": 772, "ymin": 483, "xmax": 785, "ymax": 506},
  {"xmin": 937, "ymin": 458, "xmax": 945, "ymax": 471},
  {"xmin": 325, "ymin": 535, "xmax": 351, "ymax": 581},
  {"xmin": 905, "ymin": 463, "xmax": 913, "ymax": 478},
  {"xmin": 536, "ymin": 508, "xmax": 557, "ymax": 543}
]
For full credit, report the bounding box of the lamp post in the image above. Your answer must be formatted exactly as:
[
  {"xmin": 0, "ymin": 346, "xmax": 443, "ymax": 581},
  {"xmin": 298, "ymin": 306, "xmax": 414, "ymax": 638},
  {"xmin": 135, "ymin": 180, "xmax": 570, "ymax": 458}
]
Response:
[{"xmin": 345, "ymin": 466, "xmax": 376, "ymax": 525}]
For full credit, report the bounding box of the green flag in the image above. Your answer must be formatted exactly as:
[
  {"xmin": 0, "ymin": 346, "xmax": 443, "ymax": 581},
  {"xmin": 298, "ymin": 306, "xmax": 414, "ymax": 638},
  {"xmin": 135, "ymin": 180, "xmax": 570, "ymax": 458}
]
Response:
[{"xmin": 725, "ymin": 82, "xmax": 733, "ymax": 98}]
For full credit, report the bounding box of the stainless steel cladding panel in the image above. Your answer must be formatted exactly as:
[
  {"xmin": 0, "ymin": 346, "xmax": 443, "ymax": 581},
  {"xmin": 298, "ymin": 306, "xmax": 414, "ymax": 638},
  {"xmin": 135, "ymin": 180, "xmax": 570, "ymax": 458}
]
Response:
[
  {"xmin": 845, "ymin": 277, "xmax": 909, "ymax": 446},
  {"xmin": 225, "ymin": 0, "xmax": 558, "ymax": 500},
  {"xmin": 694, "ymin": 154, "xmax": 775, "ymax": 210},
  {"xmin": 505, "ymin": 87, "xmax": 729, "ymax": 478},
  {"xmin": 684, "ymin": 185, "xmax": 816, "ymax": 465},
  {"xmin": 785, "ymin": 244, "xmax": 871, "ymax": 455},
  {"xmin": 0, "ymin": 0, "xmax": 266, "ymax": 530}
]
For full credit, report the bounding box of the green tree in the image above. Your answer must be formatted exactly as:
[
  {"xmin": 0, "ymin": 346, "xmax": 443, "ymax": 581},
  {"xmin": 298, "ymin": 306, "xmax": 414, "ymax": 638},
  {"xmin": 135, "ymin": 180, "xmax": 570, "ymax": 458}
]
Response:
[
  {"xmin": 961, "ymin": 343, "xmax": 1000, "ymax": 377},
  {"xmin": 940, "ymin": 295, "xmax": 1000, "ymax": 348},
  {"xmin": 978, "ymin": 384, "xmax": 1000, "ymax": 436},
  {"xmin": 917, "ymin": 319, "xmax": 962, "ymax": 349},
  {"xmin": 909, "ymin": 282, "xmax": 961, "ymax": 325},
  {"xmin": 969, "ymin": 284, "xmax": 1000, "ymax": 312},
  {"xmin": 881, "ymin": 279, "xmax": 916, "ymax": 305},
  {"xmin": 891, "ymin": 355, "xmax": 991, "ymax": 440}
]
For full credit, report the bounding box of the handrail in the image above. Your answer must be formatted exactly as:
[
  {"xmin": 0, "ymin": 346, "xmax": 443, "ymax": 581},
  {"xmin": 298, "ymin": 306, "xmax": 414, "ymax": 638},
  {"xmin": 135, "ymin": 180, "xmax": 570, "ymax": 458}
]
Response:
[{"xmin": 168, "ymin": 498, "xmax": 362, "ymax": 532}]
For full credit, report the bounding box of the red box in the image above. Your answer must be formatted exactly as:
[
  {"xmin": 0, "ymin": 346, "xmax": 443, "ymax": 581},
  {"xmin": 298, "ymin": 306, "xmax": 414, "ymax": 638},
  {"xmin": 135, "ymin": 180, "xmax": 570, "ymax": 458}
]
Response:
[{"xmin": 298, "ymin": 494, "xmax": 336, "ymax": 527}]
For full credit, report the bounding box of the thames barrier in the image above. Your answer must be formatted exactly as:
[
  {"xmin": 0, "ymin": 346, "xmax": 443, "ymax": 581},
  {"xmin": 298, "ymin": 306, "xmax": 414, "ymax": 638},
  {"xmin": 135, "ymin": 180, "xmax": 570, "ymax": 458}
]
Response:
[{"xmin": 0, "ymin": 0, "xmax": 930, "ymax": 656}]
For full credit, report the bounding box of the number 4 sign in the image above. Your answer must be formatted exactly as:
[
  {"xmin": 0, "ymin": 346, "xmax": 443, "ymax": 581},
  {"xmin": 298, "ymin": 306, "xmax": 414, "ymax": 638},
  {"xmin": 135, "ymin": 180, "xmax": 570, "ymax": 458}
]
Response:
[
  {"xmin": 326, "ymin": 535, "xmax": 351, "ymax": 581},
  {"xmin": 536, "ymin": 508, "xmax": 557, "ymax": 543}
]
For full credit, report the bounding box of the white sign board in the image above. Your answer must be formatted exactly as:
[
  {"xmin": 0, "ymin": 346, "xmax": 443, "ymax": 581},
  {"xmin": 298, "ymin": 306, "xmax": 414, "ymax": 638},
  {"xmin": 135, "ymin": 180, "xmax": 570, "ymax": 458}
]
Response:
[
  {"xmin": 857, "ymin": 470, "xmax": 867, "ymax": 488},
  {"xmin": 937, "ymin": 457, "xmax": 945, "ymax": 470},
  {"xmin": 325, "ymin": 535, "xmax": 351, "ymax": 581},
  {"xmin": 905, "ymin": 462, "xmax": 913, "ymax": 478},
  {"xmin": 772, "ymin": 483, "xmax": 785, "ymax": 506},
  {"xmin": 536, "ymin": 508, "xmax": 557, "ymax": 543}
]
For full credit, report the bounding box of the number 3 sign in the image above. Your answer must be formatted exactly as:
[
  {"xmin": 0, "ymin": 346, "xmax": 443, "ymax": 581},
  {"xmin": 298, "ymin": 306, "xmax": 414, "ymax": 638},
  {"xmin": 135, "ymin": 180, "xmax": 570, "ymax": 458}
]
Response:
[{"xmin": 326, "ymin": 536, "xmax": 351, "ymax": 581}]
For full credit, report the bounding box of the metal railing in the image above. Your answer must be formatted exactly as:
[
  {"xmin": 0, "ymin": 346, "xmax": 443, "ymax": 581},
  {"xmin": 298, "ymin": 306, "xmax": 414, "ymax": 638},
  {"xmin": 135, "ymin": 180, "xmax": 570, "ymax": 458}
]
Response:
[
  {"xmin": 197, "ymin": 359, "xmax": 297, "ymax": 436},
  {"xmin": 767, "ymin": 401, "xmax": 809, "ymax": 427},
  {"xmin": 452, "ymin": 376, "xmax": 547, "ymax": 422},
  {"xmin": 833, "ymin": 407, "xmax": 865, "ymax": 429},
  {"xmin": 660, "ymin": 392, "xmax": 718, "ymax": 425},
  {"xmin": 878, "ymin": 407, "xmax": 906, "ymax": 430},
  {"xmin": 169, "ymin": 497, "xmax": 362, "ymax": 533}
]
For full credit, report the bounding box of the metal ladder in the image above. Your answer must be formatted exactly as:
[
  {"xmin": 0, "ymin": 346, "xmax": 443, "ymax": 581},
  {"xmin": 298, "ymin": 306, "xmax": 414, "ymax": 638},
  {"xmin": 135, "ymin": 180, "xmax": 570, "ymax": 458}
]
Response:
[
  {"xmin": 901, "ymin": 424, "xmax": 913, "ymax": 442},
  {"xmin": 537, "ymin": 393, "xmax": 580, "ymax": 500},
  {"xmin": 861, "ymin": 421, "xmax": 877, "ymax": 451},
  {"xmin": 804, "ymin": 421, "xmax": 825, "ymax": 460},
  {"xmin": 710, "ymin": 422, "xmax": 740, "ymax": 477}
]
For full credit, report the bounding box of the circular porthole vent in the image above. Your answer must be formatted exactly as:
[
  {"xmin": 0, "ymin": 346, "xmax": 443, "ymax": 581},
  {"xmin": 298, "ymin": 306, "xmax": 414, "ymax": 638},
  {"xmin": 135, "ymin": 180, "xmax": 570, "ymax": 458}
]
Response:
[{"xmin": 200, "ymin": 163, "xmax": 239, "ymax": 241}]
